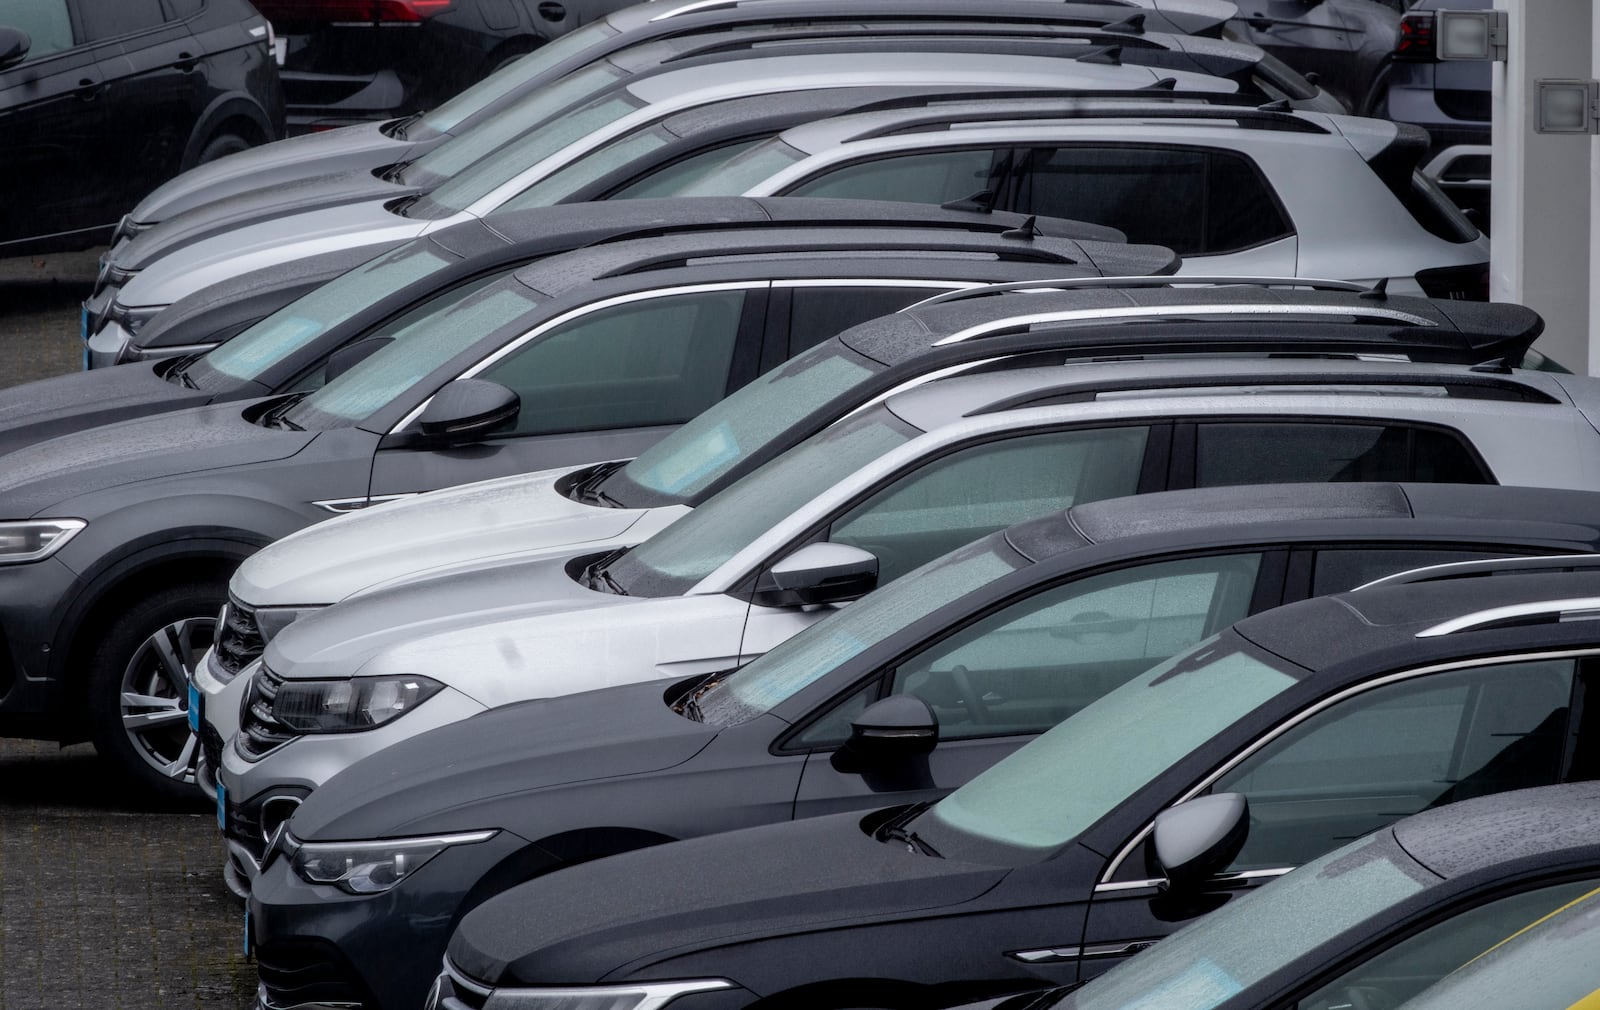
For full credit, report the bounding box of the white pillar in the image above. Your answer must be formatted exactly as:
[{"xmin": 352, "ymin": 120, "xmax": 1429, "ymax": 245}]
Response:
[{"xmin": 1489, "ymin": 0, "xmax": 1595, "ymax": 373}]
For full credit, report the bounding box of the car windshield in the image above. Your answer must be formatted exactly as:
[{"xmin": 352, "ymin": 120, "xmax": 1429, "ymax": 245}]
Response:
[
  {"xmin": 499, "ymin": 124, "xmax": 675, "ymax": 209},
  {"xmin": 915, "ymin": 634, "xmax": 1301, "ymax": 865},
  {"xmin": 281, "ymin": 274, "xmax": 538, "ymax": 430},
  {"xmin": 186, "ymin": 244, "xmax": 452, "ymax": 388},
  {"xmin": 1052, "ymin": 834, "xmax": 1437, "ymax": 1010},
  {"xmin": 415, "ymin": 19, "xmax": 621, "ymax": 137},
  {"xmin": 601, "ymin": 403, "xmax": 920, "ymax": 597},
  {"xmin": 404, "ymin": 87, "xmax": 645, "ymax": 220},
  {"xmin": 669, "ymin": 138, "xmax": 810, "ymax": 197},
  {"xmin": 697, "ymin": 540, "xmax": 1024, "ymax": 727},
  {"xmin": 1393, "ymin": 889, "xmax": 1600, "ymax": 1010},
  {"xmin": 601, "ymin": 340, "xmax": 886, "ymax": 507}
]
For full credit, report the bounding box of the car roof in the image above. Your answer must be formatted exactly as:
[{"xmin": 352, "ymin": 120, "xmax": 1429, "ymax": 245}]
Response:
[
  {"xmin": 1390, "ymin": 781, "xmax": 1600, "ymax": 879},
  {"xmin": 836, "ymin": 284, "xmax": 1544, "ymax": 366},
  {"xmin": 1002, "ymin": 483, "xmax": 1600, "ymax": 564}
]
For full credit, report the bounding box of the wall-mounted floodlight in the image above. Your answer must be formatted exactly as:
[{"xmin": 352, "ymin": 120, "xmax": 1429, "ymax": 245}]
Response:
[
  {"xmin": 1435, "ymin": 9, "xmax": 1508, "ymax": 61},
  {"xmin": 1535, "ymin": 79, "xmax": 1600, "ymax": 135}
]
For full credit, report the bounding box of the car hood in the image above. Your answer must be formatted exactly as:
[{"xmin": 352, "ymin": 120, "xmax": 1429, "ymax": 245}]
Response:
[
  {"xmin": 231, "ymin": 464, "xmax": 685, "ymax": 606},
  {"xmin": 113, "ymin": 200, "xmax": 425, "ymax": 310},
  {"xmin": 116, "ymin": 168, "xmax": 417, "ymax": 272},
  {"xmin": 0, "ymin": 400, "xmax": 313, "ymax": 518},
  {"xmin": 292, "ymin": 680, "xmax": 715, "ymax": 840},
  {"xmin": 449, "ymin": 810, "xmax": 1006, "ymax": 987},
  {"xmin": 0, "ymin": 360, "xmax": 206, "ymax": 458},
  {"xmin": 129, "ymin": 121, "xmax": 413, "ymax": 225}
]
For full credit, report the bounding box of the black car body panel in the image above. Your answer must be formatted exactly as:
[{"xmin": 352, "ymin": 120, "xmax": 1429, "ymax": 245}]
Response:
[
  {"xmin": 252, "ymin": 482, "xmax": 1600, "ymax": 1010},
  {"xmin": 1226, "ymin": 0, "xmax": 1399, "ymax": 112},
  {"xmin": 0, "ymin": 0, "xmax": 284, "ymax": 255}
]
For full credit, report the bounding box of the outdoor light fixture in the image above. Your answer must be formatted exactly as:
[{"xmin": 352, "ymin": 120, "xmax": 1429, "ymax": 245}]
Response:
[
  {"xmin": 1435, "ymin": 9, "xmax": 1508, "ymax": 62},
  {"xmin": 1535, "ymin": 79, "xmax": 1600, "ymax": 135}
]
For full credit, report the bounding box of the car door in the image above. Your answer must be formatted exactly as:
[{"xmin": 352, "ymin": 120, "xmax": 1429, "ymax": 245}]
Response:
[
  {"xmin": 366, "ymin": 285, "xmax": 770, "ymax": 498},
  {"xmin": 1075, "ymin": 654, "xmax": 1592, "ymax": 981},
  {"xmin": 738, "ymin": 422, "xmax": 1169, "ymax": 662},
  {"xmin": 75, "ymin": 0, "xmax": 198, "ymax": 211},
  {"xmin": 786, "ymin": 552, "xmax": 1274, "ymax": 821},
  {"xmin": 0, "ymin": 0, "xmax": 109, "ymax": 246},
  {"xmin": 1228, "ymin": 1, "xmax": 1357, "ymax": 90}
]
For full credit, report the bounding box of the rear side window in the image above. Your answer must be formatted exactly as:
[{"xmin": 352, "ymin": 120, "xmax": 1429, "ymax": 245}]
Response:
[
  {"xmin": 786, "ymin": 286, "xmax": 939, "ymax": 355},
  {"xmin": 0, "ymin": 0, "xmax": 73, "ymax": 57},
  {"xmin": 1311, "ymin": 548, "xmax": 1524, "ymax": 595},
  {"xmin": 1193, "ymin": 422, "xmax": 1491, "ymax": 487},
  {"xmin": 1017, "ymin": 146, "xmax": 1293, "ymax": 255},
  {"xmin": 786, "ymin": 148, "xmax": 1006, "ymax": 207},
  {"xmin": 78, "ymin": 0, "xmax": 167, "ymax": 41}
]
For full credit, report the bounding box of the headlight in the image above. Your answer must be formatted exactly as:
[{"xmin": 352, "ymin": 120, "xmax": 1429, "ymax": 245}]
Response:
[
  {"xmin": 467, "ymin": 981, "xmax": 732, "ymax": 1010},
  {"xmin": 0, "ymin": 520, "xmax": 86, "ymax": 563},
  {"xmin": 272, "ymin": 675, "xmax": 444, "ymax": 733},
  {"xmin": 255, "ymin": 605, "xmax": 321, "ymax": 645},
  {"xmin": 288, "ymin": 829, "xmax": 497, "ymax": 894}
]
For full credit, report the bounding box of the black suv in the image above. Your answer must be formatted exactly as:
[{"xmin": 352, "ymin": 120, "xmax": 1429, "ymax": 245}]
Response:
[{"xmin": 0, "ymin": 0, "xmax": 284, "ymax": 255}]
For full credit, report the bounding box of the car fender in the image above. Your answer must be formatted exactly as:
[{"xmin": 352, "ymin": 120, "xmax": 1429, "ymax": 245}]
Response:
[{"xmin": 181, "ymin": 92, "xmax": 276, "ymax": 169}]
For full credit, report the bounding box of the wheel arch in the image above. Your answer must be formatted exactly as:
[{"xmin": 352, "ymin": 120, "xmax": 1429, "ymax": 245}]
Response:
[{"xmin": 180, "ymin": 93, "xmax": 276, "ymax": 170}]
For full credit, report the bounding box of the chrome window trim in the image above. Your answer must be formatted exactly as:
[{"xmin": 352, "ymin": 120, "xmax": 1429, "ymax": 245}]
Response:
[
  {"xmin": 1096, "ymin": 648, "xmax": 1600, "ymax": 884},
  {"xmin": 934, "ymin": 304, "xmax": 1438, "ymax": 346},
  {"xmin": 771, "ymin": 278, "xmax": 982, "ymax": 291},
  {"xmin": 1356, "ymin": 554, "xmax": 1600, "ymax": 591},
  {"xmin": 312, "ymin": 493, "xmax": 420, "ymax": 514},
  {"xmin": 389, "ymin": 282, "xmax": 767, "ymax": 435},
  {"xmin": 649, "ymin": 0, "xmax": 744, "ymax": 22},
  {"xmin": 1416, "ymin": 598, "xmax": 1600, "ymax": 638}
]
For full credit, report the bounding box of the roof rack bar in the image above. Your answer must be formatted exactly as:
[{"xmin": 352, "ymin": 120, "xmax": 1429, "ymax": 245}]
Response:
[
  {"xmin": 854, "ymin": 101, "xmax": 1327, "ymax": 141},
  {"xmin": 1416, "ymin": 597, "xmax": 1600, "ymax": 639},
  {"xmin": 651, "ymin": 0, "xmax": 746, "ymax": 21},
  {"xmin": 1357, "ymin": 554, "xmax": 1600, "ymax": 592},
  {"xmin": 934, "ymin": 303, "xmax": 1439, "ymax": 345},
  {"xmin": 908, "ymin": 275, "xmax": 1370, "ymax": 311}
]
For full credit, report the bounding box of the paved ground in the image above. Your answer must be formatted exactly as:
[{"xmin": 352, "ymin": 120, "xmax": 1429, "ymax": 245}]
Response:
[{"xmin": 0, "ymin": 251, "xmax": 256, "ymax": 1010}]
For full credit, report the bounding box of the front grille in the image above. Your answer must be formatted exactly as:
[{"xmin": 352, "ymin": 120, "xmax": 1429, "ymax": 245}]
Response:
[
  {"xmin": 200, "ymin": 721, "xmax": 225, "ymax": 783},
  {"xmin": 257, "ymin": 938, "xmax": 373, "ymax": 1010},
  {"xmin": 237, "ymin": 665, "xmax": 296, "ymax": 761},
  {"xmin": 215, "ymin": 597, "xmax": 266, "ymax": 677}
]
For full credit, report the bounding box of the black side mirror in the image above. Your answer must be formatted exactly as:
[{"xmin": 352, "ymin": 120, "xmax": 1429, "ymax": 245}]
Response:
[
  {"xmin": 0, "ymin": 27, "xmax": 30, "ymax": 71},
  {"xmin": 323, "ymin": 336, "xmax": 392, "ymax": 383},
  {"xmin": 833, "ymin": 695, "xmax": 939, "ymax": 775},
  {"xmin": 416, "ymin": 379, "xmax": 520, "ymax": 444},
  {"xmin": 752, "ymin": 543, "xmax": 878, "ymax": 608},
  {"xmin": 1150, "ymin": 793, "xmax": 1249, "ymax": 891}
]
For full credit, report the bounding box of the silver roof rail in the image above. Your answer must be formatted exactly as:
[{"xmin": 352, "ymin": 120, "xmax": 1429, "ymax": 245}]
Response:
[
  {"xmin": 905, "ymin": 276, "xmax": 1372, "ymax": 312},
  {"xmin": 932, "ymin": 302, "xmax": 1436, "ymax": 346},
  {"xmin": 1358, "ymin": 554, "xmax": 1600, "ymax": 592},
  {"xmin": 650, "ymin": 0, "xmax": 746, "ymax": 21},
  {"xmin": 1416, "ymin": 597, "xmax": 1600, "ymax": 639}
]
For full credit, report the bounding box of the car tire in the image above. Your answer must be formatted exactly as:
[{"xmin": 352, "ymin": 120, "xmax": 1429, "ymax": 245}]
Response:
[
  {"xmin": 196, "ymin": 131, "xmax": 252, "ymax": 165},
  {"xmin": 86, "ymin": 580, "xmax": 227, "ymax": 803}
]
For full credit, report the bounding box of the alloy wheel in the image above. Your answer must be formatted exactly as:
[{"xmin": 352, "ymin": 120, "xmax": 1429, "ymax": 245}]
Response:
[{"xmin": 118, "ymin": 615, "xmax": 215, "ymax": 784}]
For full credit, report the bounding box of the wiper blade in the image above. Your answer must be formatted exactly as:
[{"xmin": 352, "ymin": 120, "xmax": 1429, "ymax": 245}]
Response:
[
  {"xmin": 383, "ymin": 157, "xmax": 415, "ymax": 183},
  {"xmin": 580, "ymin": 552, "xmax": 628, "ymax": 596},
  {"xmin": 258, "ymin": 393, "xmax": 307, "ymax": 431},
  {"xmin": 388, "ymin": 194, "xmax": 422, "ymax": 218},
  {"xmin": 570, "ymin": 460, "xmax": 629, "ymax": 507},
  {"xmin": 882, "ymin": 824, "xmax": 942, "ymax": 858}
]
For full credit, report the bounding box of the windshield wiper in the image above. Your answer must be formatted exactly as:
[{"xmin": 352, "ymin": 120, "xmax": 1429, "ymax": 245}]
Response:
[
  {"xmin": 258, "ymin": 393, "xmax": 308, "ymax": 431},
  {"xmin": 568, "ymin": 460, "xmax": 629, "ymax": 507},
  {"xmin": 388, "ymin": 111, "xmax": 423, "ymax": 141},
  {"xmin": 383, "ymin": 158, "xmax": 415, "ymax": 184},
  {"xmin": 164, "ymin": 353, "xmax": 201, "ymax": 389},
  {"xmin": 388, "ymin": 194, "xmax": 422, "ymax": 218},
  {"xmin": 882, "ymin": 823, "xmax": 942, "ymax": 858},
  {"xmin": 580, "ymin": 551, "xmax": 629, "ymax": 596}
]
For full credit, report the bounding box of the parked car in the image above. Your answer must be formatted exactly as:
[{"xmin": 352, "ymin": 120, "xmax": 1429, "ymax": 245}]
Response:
[
  {"xmin": 429, "ymin": 564, "xmax": 1600, "ymax": 1009},
  {"xmin": 116, "ymin": 0, "xmax": 1240, "ymax": 233},
  {"xmin": 83, "ymin": 46, "xmax": 1232, "ymax": 365},
  {"xmin": 252, "ymin": 0, "xmax": 632, "ymax": 134},
  {"xmin": 668, "ymin": 97, "xmax": 1488, "ymax": 295},
  {"xmin": 946, "ymin": 781, "xmax": 1600, "ymax": 1010},
  {"xmin": 1225, "ymin": 0, "xmax": 1399, "ymax": 112},
  {"xmin": 1, "ymin": 197, "xmax": 1110, "ymax": 447},
  {"xmin": 213, "ymin": 354, "xmax": 1600, "ymax": 892},
  {"xmin": 0, "ymin": 218, "xmax": 1153, "ymax": 800},
  {"xmin": 0, "ymin": 0, "xmax": 283, "ymax": 256},
  {"xmin": 1364, "ymin": 0, "xmax": 1492, "ymax": 228},
  {"xmin": 242, "ymin": 483, "xmax": 1600, "ymax": 1010}
]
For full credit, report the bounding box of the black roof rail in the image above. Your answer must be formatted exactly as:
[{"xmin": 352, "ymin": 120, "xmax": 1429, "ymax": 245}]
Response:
[
  {"xmin": 907, "ymin": 275, "xmax": 1371, "ymax": 311},
  {"xmin": 848, "ymin": 84, "xmax": 1269, "ymax": 120},
  {"xmin": 593, "ymin": 236, "xmax": 1087, "ymax": 279},
  {"xmin": 853, "ymin": 98, "xmax": 1330, "ymax": 141},
  {"xmin": 660, "ymin": 25, "xmax": 1177, "ymax": 63},
  {"xmin": 1356, "ymin": 554, "xmax": 1600, "ymax": 592}
]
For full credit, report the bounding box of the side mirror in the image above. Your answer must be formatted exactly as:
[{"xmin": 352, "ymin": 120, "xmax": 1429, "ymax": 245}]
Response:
[
  {"xmin": 836, "ymin": 695, "xmax": 938, "ymax": 772},
  {"xmin": 1150, "ymin": 793, "xmax": 1249, "ymax": 891},
  {"xmin": 752, "ymin": 543, "xmax": 877, "ymax": 608},
  {"xmin": 0, "ymin": 27, "xmax": 30, "ymax": 70},
  {"xmin": 323, "ymin": 337, "xmax": 392, "ymax": 383},
  {"xmin": 416, "ymin": 379, "xmax": 520, "ymax": 443}
]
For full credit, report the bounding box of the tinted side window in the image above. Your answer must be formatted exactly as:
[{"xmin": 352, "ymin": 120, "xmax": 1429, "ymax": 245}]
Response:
[
  {"xmin": 1311, "ymin": 548, "xmax": 1523, "ymax": 595},
  {"xmin": 1193, "ymin": 422, "xmax": 1491, "ymax": 487},
  {"xmin": 888, "ymin": 554, "xmax": 1263, "ymax": 742},
  {"xmin": 787, "ymin": 286, "xmax": 935, "ymax": 355},
  {"xmin": 1019, "ymin": 147, "xmax": 1292, "ymax": 254},
  {"xmin": 0, "ymin": 0, "xmax": 74, "ymax": 58},
  {"xmin": 78, "ymin": 0, "xmax": 167, "ymax": 41},
  {"xmin": 1216, "ymin": 658, "xmax": 1575, "ymax": 870},
  {"xmin": 477, "ymin": 289, "xmax": 747, "ymax": 437},
  {"xmin": 830, "ymin": 426, "xmax": 1150, "ymax": 582},
  {"xmin": 786, "ymin": 149, "xmax": 1005, "ymax": 206},
  {"xmin": 163, "ymin": 0, "xmax": 205, "ymax": 19}
]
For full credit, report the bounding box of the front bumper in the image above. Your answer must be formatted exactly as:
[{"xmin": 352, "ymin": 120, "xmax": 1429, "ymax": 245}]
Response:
[
  {"xmin": 250, "ymin": 829, "xmax": 533, "ymax": 1010},
  {"xmin": 0, "ymin": 557, "xmax": 90, "ymax": 735}
]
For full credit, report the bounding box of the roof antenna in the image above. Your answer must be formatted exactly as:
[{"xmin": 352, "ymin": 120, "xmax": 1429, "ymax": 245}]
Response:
[
  {"xmin": 1257, "ymin": 98, "xmax": 1292, "ymax": 112},
  {"xmin": 1103, "ymin": 13, "xmax": 1146, "ymax": 35},
  {"xmin": 1359, "ymin": 277, "xmax": 1390, "ymax": 301},
  {"xmin": 1079, "ymin": 45, "xmax": 1123, "ymax": 66},
  {"xmin": 1001, "ymin": 216, "xmax": 1040, "ymax": 242},
  {"xmin": 1470, "ymin": 357, "xmax": 1514, "ymax": 374},
  {"xmin": 1141, "ymin": 76, "xmax": 1178, "ymax": 91},
  {"xmin": 941, "ymin": 189, "xmax": 997, "ymax": 214}
]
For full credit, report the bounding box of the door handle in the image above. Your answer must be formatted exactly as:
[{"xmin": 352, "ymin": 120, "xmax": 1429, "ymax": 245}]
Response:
[
  {"xmin": 75, "ymin": 78, "xmax": 102, "ymax": 101},
  {"xmin": 173, "ymin": 52, "xmax": 198, "ymax": 72}
]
